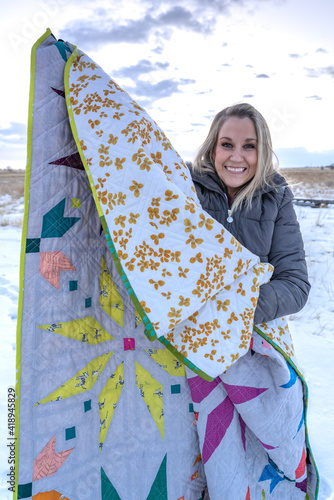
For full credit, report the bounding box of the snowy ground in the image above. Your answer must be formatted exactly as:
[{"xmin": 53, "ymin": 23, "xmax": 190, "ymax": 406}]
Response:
[{"xmin": 0, "ymin": 199, "xmax": 333, "ymax": 499}]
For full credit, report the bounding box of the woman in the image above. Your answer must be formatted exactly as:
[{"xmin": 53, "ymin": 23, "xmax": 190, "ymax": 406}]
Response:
[{"xmin": 190, "ymin": 103, "xmax": 310, "ymax": 325}]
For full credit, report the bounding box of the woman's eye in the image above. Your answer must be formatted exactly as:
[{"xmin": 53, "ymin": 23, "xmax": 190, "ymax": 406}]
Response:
[
  {"xmin": 244, "ymin": 143, "xmax": 255, "ymax": 149},
  {"xmin": 221, "ymin": 142, "xmax": 232, "ymax": 148}
]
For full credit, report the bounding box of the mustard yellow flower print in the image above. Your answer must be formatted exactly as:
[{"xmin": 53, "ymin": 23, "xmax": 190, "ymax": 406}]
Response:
[
  {"xmin": 140, "ymin": 157, "xmax": 152, "ymax": 171},
  {"xmin": 151, "ymin": 197, "xmax": 161, "ymax": 207},
  {"xmin": 113, "ymin": 111, "xmax": 125, "ymax": 120},
  {"xmin": 185, "ymin": 199, "xmax": 196, "ymax": 214},
  {"xmin": 178, "ymin": 267, "xmax": 189, "ymax": 278},
  {"xmin": 125, "ymin": 258, "xmax": 135, "ymax": 272},
  {"xmin": 190, "ymin": 252, "xmax": 203, "ymax": 264},
  {"xmin": 160, "ymin": 208, "xmax": 179, "ymax": 226},
  {"xmin": 186, "ymin": 234, "xmax": 203, "ymax": 249},
  {"xmin": 149, "ymin": 279, "xmax": 165, "ymax": 291},
  {"xmin": 88, "ymin": 118, "xmax": 100, "ymax": 129},
  {"xmin": 128, "ymin": 213, "xmax": 139, "ymax": 224},
  {"xmin": 227, "ymin": 312, "xmax": 238, "ymax": 324},
  {"xmin": 184, "ymin": 218, "xmax": 197, "ymax": 233},
  {"xmin": 148, "ymin": 207, "xmax": 160, "ymax": 220},
  {"xmin": 251, "ymin": 277, "xmax": 259, "ymax": 293},
  {"xmin": 197, "ymin": 337, "xmax": 207, "ymax": 347},
  {"xmin": 163, "ymin": 165, "xmax": 172, "ymax": 175},
  {"xmin": 108, "ymin": 134, "xmax": 118, "ymax": 145},
  {"xmin": 251, "ymin": 296, "xmax": 258, "ymax": 308},
  {"xmin": 161, "ymin": 268, "xmax": 172, "ymax": 278},
  {"xmin": 204, "ymin": 350, "xmax": 217, "ymax": 361},
  {"xmin": 221, "ymin": 330, "xmax": 231, "ymax": 340},
  {"xmin": 224, "ymin": 248, "xmax": 233, "ymax": 259},
  {"xmin": 97, "ymin": 189, "xmax": 108, "ymax": 205},
  {"xmin": 215, "ymin": 230, "xmax": 225, "ymax": 244},
  {"xmin": 188, "ymin": 311, "xmax": 198, "ymax": 324},
  {"xmin": 132, "ymin": 148, "xmax": 145, "ymax": 165},
  {"xmin": 162, "ymin": 140, "xmax": 172, "ymax": 151},
  {"xmin": 117, "ymin": 249, "xmax": 128, "ymax": 260},
  {"xmin": 112, "ymin": 229, "xmax": 123, "ymax": 243},
  {"xmin": 178, "ymin": 296, "xmax": 190, "ymax": 307},
  {"xmin": 217, "ymin": 299, "xmax": 230, "ymax": 312},
  {"xmin": 129, "ymin": 180, "xmax": 144, "ymax": 198},
  {"xmin": 168, "ymin": 307, "xmax": 182, "ymax": 319},
  {"xmin": 117, "ymin": 192, "xmax": 126, "ymax": 205},
  {"xmin": 151, "ymin": 152, "xmax": 163, "ymax": 165},
  {"xmin": 114, "ymin": 215, "xmax": 126, "ymax": 228},
  {"xmin": 150, "ymin": 233, "xmax": 165, "ymax": 245},
  {"xmin": 170, "ymin": 251, "xmax": 181, "ymax": 263},
  {"xmin": 165, "ymin": 189, "xmax": 179, "ymax": 201},
  {"xmin": 115, "ymin": 157, "xmax": 126, "ymax": 170},
  {"xmin": 230, "ymin": 236, "xmax": 243, "ymax": 252},
  {"xmin": 198, "ymin": 214, "xmax": 214, "ymax": 230},
  {"xmin": 140, "ymin": 300, "xmax": 151, "ymax": 314},
  {"xmin": 154, "ymin": 130, "xmax": 162, "ymax": 142}
]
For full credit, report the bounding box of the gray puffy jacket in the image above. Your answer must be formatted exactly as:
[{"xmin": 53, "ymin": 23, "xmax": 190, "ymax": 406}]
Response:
[{"xmin": 190, "ymin": 167, "xmax": 310, "ymax": 325}]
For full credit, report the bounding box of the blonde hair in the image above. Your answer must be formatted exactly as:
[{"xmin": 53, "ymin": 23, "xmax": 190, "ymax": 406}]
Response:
[{"xmin": 193, "ymin": 103, "xmax": 278, "ymax": 213}]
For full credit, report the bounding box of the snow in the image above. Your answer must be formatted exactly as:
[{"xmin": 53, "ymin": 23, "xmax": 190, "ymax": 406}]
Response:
[{"xmin": 0, "ymin": 199, "xmax": 333, "ymax": 499}]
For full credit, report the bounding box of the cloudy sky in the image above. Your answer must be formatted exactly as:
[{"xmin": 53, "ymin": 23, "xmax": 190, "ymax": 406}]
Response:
[{"xmin": 1, "ymin": 0, "xmax": 334, "ymax": 169}]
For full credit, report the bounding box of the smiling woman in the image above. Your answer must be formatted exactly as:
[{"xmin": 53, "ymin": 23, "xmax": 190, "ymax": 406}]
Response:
[{"xmin": 190, "ymin": 102, "xmax": 310, "ymax": 326}]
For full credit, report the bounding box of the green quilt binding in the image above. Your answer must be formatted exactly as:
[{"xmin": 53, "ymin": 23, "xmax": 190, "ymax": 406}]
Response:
[
  {"xmin": 253, "ymin": 325, "xmax": 320, "ymax": 499},
  {"xmin": 64, "ymin": 49, "xmax": 213, "ymax": 382},
  {"xmin": 14, "ymin": 28, "xmax": 56, "ymax": 499}
]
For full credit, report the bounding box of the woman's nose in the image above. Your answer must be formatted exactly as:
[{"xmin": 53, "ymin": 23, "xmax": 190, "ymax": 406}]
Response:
[{"xmin": 230, "ymin": 148, "xmax": 243, "ymax": 161}]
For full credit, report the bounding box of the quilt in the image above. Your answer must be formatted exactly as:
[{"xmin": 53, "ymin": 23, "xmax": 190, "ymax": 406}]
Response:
[{"xmin": 15, "ymin": 29, "xmax": 319, "ymax": 499}]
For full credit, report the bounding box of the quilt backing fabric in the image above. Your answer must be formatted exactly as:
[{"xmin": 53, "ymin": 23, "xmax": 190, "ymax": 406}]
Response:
[{"xmin": 15, "ymin": 30, "xmax": 319, "ymax": 500}]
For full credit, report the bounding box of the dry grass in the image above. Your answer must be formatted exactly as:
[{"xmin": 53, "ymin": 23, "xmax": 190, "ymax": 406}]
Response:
[
  {"xmin": 0, "ymin": 169, "xmax": 25, "ymax": 199},
  {"xmin": 280, "ymin": 166, "xmax": 334, "ymax": 199}
]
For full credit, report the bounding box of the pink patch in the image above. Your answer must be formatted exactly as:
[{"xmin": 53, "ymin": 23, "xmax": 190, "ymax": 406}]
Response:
[
  {"xmin": 295, "ymin": 447, "xmax": 306, "ymax": 479},
  {"xmin": 187, "ymin": 376, "xmax": 220, "ymax": 403},
  {"xmin": 123, "ymin": 338, "xmax": 135, "ymax": 350},
  {"xmin": 223, "ymin": 382, "xmax": 268, "ymax": 404},
  {"xmin": 33, "ymin": 435, "xmax": 74, "ymax": 481},
  {"xmin": 262, "ymin": 339, "xmax": 271, "ymax": 349},
  {"xmin": 39, "ymin": 251, "xmax": 76, "ymax": 289},
  {"xmin": 259, "ymin": 439, "xmax": 277, "ymax": 450},
  {"xmin": 202, "ymin": 396, "xmax": 234, "ymax": 463}
]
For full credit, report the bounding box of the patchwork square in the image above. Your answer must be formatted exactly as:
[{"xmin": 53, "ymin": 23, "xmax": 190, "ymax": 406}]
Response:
[
  {"xmin": 69, "ymin": 280, "xmax": 78, "ymax": 291},
  {"xmin": 65, "ymin": 426, "xmax": 76, "ymax": 440},
  {"xmin": 124, "ymin": 338, "xmax": 135, "ymax": 350}
]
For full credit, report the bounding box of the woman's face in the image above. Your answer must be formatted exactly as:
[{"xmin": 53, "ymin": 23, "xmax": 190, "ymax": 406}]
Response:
[{"xmin": 213, "ymin": 116, "xmax": 258, "ymax": 196}]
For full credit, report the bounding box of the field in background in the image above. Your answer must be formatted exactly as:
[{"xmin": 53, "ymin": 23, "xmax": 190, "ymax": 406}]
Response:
[
  {"xmin": 281, "ymin": 167, "xmax": 334, "ymax": 199},
  {"xmin": 0, "ymin": 170, "xmax": 25, "ymax": 227},
  {"xmin": 0, "ymin": 167, "xmax": 333, "ymax": 226}
]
